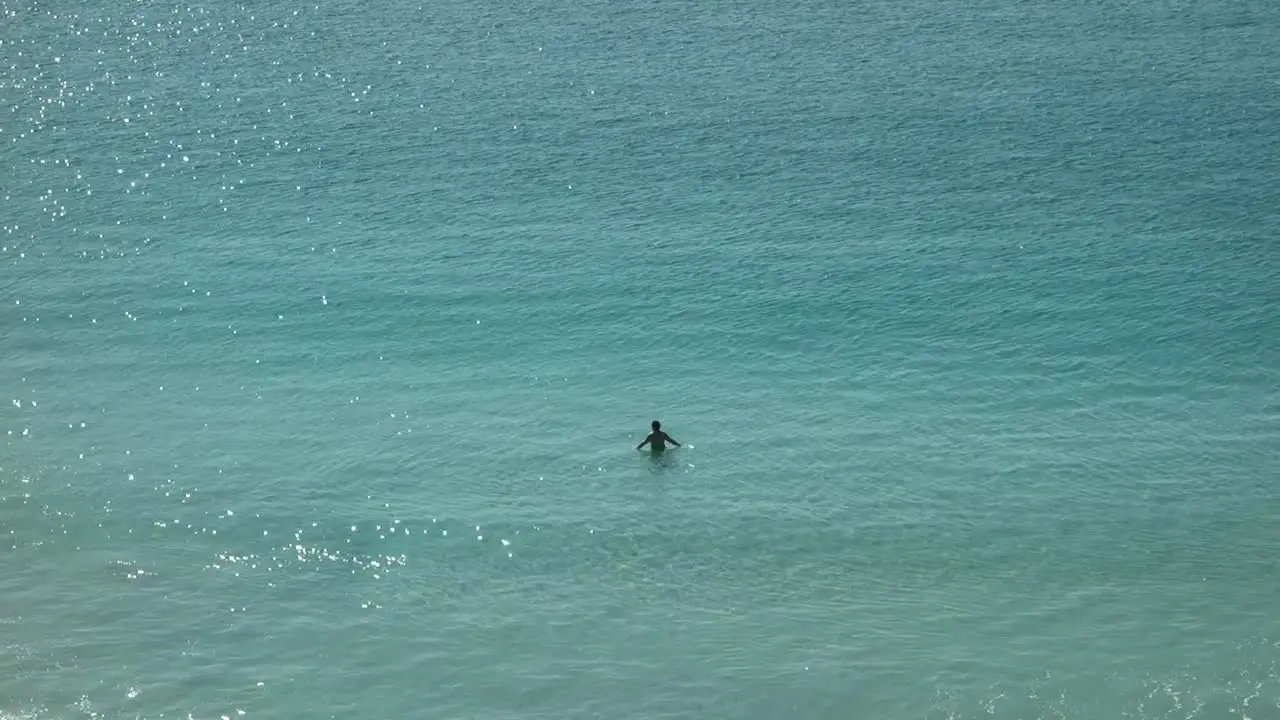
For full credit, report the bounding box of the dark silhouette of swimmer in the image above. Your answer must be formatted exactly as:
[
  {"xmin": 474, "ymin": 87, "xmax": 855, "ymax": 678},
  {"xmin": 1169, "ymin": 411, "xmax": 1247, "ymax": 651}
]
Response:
[{"xmin": 637, "ymin": 420, "xmax": 680, "ymax": 452}]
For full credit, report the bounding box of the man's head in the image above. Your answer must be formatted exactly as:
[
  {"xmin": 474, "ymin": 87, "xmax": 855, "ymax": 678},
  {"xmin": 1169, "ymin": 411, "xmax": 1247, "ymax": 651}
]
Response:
[{"xmin": 651, "ymin": 420, "xmax": 661, "ymax": 431}]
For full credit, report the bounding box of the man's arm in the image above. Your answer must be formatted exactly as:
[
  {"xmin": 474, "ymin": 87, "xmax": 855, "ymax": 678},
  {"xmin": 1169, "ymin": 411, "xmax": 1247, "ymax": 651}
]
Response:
[
  {"xmin": 664, "ymin": 432, "xmax": 681, "ymax": 447},
  {"xmin": 636, "ymin": 435, "xmax": 650, "ymax": 450}
]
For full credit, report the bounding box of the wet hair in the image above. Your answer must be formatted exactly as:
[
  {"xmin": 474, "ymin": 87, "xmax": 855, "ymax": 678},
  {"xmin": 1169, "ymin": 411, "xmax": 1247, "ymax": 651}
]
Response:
[{"xmin": 651, "ymin": 420, "xmax": 661, "ymax": 430}]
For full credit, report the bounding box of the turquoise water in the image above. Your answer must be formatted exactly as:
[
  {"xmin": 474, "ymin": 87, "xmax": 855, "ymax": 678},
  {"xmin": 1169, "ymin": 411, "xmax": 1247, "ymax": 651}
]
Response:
[{"xmin": 3, "ymin": 0, "xmax": 1279, "ymax": 716}]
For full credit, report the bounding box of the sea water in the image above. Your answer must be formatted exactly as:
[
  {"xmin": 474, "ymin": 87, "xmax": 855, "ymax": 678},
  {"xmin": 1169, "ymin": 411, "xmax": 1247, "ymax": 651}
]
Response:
[{"xmin": 2, "ymin": 0, "xmax": 1278, "ymax": 716}]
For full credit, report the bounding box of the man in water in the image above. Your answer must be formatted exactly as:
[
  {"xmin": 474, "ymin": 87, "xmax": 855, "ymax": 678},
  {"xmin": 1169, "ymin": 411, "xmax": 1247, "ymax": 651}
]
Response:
[{"xmin": 636, "ymin": 420, "xmax": 681, "ymax": 452}]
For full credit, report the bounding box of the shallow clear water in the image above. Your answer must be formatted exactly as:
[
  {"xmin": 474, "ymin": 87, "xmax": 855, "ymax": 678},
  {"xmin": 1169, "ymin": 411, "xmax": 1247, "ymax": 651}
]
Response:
[{"xmin": 3, "ymin": 0, "xmax": 1279, "ymax": 717}]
